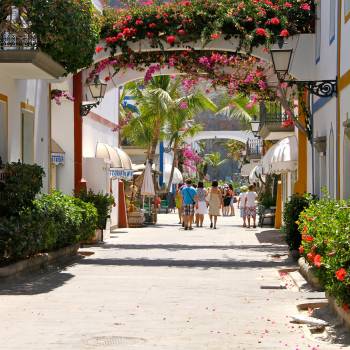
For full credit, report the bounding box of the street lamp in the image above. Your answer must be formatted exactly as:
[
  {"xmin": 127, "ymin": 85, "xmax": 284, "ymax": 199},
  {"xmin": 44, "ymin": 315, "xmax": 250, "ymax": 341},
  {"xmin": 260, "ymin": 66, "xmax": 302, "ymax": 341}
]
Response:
[
  {"xmin": 80, "ymin": 78, "xmax": 107, "ymax": 116},
  {"xmin": 250, "ymin": 115, "xmax": 260, "ymax": 138},
  {"xmin": 270, "ymin": 48, "xmax": 337, "ymax": 98}
]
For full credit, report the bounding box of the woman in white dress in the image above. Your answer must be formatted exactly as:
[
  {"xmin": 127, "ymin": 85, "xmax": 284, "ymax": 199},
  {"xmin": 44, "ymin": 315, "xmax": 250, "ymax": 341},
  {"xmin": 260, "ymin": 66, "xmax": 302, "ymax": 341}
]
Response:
[{"xmin": 195, "ymin": 181, "xmax": 208, "ymax": 227}]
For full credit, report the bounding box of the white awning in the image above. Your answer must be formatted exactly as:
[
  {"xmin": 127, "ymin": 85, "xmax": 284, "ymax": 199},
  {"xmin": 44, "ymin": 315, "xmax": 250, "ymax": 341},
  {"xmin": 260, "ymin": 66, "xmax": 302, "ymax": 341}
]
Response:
[
  {"xmin": 249, "ymin": 165, "xmax": 263, "ymax": 183},
  {"xmin": 163, "ymin": 163, "xmax": 183, "ymax": 185},
  {"xmin": 95, "ymin": 143, "xmax": 133, "ymax": 170},
  {"xmin": 261, "ymin": 142, "xmax": 278, "ymax": 174},
  {"xmin": 270, "ymin": 136, "xmax": 298, "ymax": 173}
]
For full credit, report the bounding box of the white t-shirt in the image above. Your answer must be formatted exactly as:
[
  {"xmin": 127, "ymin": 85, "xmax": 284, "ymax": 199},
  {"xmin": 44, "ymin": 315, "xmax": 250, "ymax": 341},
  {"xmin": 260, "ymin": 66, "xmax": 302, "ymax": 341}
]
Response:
[
  {"xmin": 239, "ymin": 192, "xmax": 246, "ymax": 208},
  {"xmin": 245, "ymin": 191, "xmax": 257, "ymax": 208}
]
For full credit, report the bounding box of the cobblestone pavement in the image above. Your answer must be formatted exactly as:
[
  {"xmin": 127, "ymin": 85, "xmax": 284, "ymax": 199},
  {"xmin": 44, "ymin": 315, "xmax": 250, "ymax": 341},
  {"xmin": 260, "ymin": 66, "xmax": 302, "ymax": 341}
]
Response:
[{"xmin": 0, "ymin": 213, "xmax": 347, "ymax": 349}]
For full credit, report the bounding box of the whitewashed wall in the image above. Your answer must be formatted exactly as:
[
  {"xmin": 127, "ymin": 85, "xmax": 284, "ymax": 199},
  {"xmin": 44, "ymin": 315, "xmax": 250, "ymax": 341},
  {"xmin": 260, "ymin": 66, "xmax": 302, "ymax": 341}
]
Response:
[{"xmin": 0, "ymin": 76, "xmax": 50, "ymax": 192}]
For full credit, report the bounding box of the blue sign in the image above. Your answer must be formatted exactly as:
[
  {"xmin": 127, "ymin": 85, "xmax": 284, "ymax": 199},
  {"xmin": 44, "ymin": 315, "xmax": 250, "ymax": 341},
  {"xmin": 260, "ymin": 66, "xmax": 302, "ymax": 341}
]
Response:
[
  {"xmin": 110, "ymin": 168, "xmax": 133, "ymax": 180},
  {"xmin": 51, "ymin": 153, "xmax": 65, "ymax": 165}
]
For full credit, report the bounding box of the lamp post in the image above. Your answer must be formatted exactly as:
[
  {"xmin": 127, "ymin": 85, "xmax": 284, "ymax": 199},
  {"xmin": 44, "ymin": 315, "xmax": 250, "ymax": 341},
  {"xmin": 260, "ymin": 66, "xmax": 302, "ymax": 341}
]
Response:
[
  {"xmin": 250, "ymin": 115, "xmax": 260, "ymax": 138},
  {"xmin": 270, "ymin": 48, "xmax": 337, "ymax": 98},
  {"xmin": 80, "ymin": 78, "xmax": 107, "ymax": 116}
]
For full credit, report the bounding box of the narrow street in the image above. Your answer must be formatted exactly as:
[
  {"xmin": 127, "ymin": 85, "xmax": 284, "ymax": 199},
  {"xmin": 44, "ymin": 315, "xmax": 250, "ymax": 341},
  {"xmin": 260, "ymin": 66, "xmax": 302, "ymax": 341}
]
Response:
[{"xmin": 0, "ymin": 213, "xmax": 346, "ymax": 350}]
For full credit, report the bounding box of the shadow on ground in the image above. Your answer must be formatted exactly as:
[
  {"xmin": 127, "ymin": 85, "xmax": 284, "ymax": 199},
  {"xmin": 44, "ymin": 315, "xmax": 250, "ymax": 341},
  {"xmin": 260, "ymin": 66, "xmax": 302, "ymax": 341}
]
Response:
[
  {"xmin": 0, "ymin": 263, "xmax": 76, "ymax": 295},
  {"xmin": 78, "ymin": 256, "xmax": 294, "ymax": 270}
]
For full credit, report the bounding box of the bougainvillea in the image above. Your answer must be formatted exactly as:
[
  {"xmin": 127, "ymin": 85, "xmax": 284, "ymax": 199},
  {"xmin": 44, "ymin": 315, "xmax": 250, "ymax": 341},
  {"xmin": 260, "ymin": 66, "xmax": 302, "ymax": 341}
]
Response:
[
  {"xmin": 51, "ymin": 89, "xmax": 75, "ymax": 105},
  {"xmin": 181, "ymin": 144, "xmax": 202, "ymax": 173},
  {"xmin": 88, "ymin": 50, "xmax": 273, "ymax": 98},
  {"xmin": 100, "ymin": 0, "xmax": 314, "ymax": 53}
]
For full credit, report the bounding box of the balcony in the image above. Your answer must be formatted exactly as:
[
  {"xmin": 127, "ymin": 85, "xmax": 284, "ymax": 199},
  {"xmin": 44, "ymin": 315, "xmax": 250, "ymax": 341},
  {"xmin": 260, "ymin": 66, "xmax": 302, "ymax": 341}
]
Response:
[
  {"xmin": 0, "ymin": 30, "xmax": 66, "ymax": 79},
  {"xmin": 258, "ymin": 102, "xmax": 294, "ymax": 140},
  {"xmin": 246, "ymin": 138, "xmax": 263, "ymax": 160}
]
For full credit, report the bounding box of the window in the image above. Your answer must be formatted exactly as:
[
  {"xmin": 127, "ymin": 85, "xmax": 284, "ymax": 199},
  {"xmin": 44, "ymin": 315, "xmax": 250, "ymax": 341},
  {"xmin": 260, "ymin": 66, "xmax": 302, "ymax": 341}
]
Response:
[
  {"xmin": 329, "ymin": 0, "xmax": 336, "ymax": 43},
  {"xmin": 329, "ymin": 126, "xmax": 335, "ymax": 198},
  {"xmin": 315, "ymin": 1, "xmax": 321, "ymax": 62},
  {"xmin": 21, "ymin": 110, "xmax": 35, "ymax": 164},
  {"xmin": 345, "ymin": 0, "xmax": 350, "ymax": 22},
  {"xmin": 0, "ymin": 95, "xmax": 8, "ymax": 163}
]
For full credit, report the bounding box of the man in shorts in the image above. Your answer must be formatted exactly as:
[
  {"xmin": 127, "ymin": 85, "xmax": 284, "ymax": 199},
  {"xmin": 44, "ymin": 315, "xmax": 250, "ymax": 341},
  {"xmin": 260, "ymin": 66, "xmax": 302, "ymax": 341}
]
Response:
[
  {"xmin": 238, "ymin": 186, "xmax": 248, "ymax": 227},
  {"xmin": 181, "ymin": 179, "xmax": 197, "ymax": 230}
]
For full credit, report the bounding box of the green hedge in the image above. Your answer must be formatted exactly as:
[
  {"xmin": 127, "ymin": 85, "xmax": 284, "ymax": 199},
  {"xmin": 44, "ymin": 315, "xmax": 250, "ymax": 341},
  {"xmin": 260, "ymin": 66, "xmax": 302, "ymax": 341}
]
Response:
[
  {"xmin": 76, "ymin": 189, "xmax": 115, "ymax": 230},
  {"xmin": 298, "ymin": 197, "xmax": 350, "ymax": 310},
  {"xmin": 0, "ymin": 191, "xmax": 97, "ymax": 266},
  {"xmin": 282, "ymin": 194, "xmax": 312, "ymax": 251},
  {"xmin": 0, "ymin": 162, "xmax": 45, "ymax": 217}
]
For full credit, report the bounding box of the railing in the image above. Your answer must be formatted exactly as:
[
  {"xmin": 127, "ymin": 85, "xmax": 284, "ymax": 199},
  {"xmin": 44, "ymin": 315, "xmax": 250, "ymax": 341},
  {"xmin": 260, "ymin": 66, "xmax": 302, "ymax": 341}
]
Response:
[
  {"xmin": 0, "ymin": 31, "xmax": 37, "ymax": 50},
  {"xmin": 259, "ymin": 101, "xmax": 289, "ymax": 125},
  {"xmin": 246, "ymin": 139, "xmax": 263, "ymax": 159}
]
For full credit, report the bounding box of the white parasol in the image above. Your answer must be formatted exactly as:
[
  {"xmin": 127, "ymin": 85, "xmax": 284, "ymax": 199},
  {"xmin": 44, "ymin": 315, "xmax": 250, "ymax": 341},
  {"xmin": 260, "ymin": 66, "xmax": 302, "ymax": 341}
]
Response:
[{"xmin": 141, "ymin": 161, "xmax": 155, "ymax": 196}]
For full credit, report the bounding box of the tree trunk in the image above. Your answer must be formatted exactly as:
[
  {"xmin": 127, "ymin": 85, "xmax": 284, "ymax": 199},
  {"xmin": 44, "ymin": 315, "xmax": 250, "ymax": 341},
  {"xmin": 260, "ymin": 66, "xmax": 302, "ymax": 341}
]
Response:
[
  {"xmin": 147, "ymin": 118, "xmax": 161, "ymax": 164},
  {"xmin": 166, "ymin": 141, "xmax": 178, "ymax": 192}
]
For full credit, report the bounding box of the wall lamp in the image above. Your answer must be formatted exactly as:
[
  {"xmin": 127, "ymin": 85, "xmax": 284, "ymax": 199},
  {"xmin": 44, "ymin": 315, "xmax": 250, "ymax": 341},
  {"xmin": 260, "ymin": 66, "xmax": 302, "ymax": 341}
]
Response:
[{"xmin": 80, "ymin": 78, "xmax": 107, "ymax": 116}]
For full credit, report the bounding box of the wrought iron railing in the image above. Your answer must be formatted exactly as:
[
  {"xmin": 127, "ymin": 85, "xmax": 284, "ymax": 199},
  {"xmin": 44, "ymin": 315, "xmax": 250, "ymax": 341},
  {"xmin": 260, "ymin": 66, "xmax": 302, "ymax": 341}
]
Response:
[
  {"xmin": 246, "ymin": 139, "xmax": 263, "ymax": 158},
  {"xmin": 259, "ymin": 101, "xmax": 289, "ymax": 125},
  {"xmin": 0, "ymin": 31, "xmax": 37, "ymax": 50}
]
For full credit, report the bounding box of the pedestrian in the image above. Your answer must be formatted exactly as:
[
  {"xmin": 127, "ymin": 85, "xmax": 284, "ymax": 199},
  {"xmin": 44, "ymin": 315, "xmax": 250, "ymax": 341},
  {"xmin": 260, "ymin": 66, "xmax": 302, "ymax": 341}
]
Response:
[
  {"xmin": 229, "ymin": 184, "xmax": 236, "ymax": 216},
  {"xmin": 237, "ymin": 186, "xmax": 248, "ymax": 227},
  {"xmin": 193, "ymin": 183, "xmax": 198, "ymax": 227},
  {"xmin": 194, "ymin": 181, "xmax": 208, "ymax": 227},
  {"xmin": 245, "ymin": 184, "xmax": 258, "ymax": 228},
  {"xmin": 223, "ymin": 185, "xmax": 232, "ymax": 216},
  {"xmin": 175, "ymin": 184, "xmax": 183, "ymax": 224},
  {"xmin": 181, "ymin": 179, "xmax": 197, "ymax": 230},
  {"xmin": 207, "ymin": 180, "xmax": 223, "ymax": 229}
]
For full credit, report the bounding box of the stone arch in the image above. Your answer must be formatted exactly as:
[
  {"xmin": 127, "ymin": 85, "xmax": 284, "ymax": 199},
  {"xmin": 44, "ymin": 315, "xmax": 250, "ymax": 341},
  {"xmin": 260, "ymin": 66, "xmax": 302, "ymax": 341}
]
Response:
[{"xmin": 185, "ymin": 130, "xmax": 252, "ymax": 145}]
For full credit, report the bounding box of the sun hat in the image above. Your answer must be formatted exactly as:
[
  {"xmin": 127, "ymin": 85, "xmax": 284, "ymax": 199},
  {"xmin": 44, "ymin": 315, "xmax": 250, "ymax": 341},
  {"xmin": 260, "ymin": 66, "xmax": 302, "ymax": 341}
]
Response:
[{"xmin": 240, "ymin": 185, "xmax": 248, "ymax": 192}]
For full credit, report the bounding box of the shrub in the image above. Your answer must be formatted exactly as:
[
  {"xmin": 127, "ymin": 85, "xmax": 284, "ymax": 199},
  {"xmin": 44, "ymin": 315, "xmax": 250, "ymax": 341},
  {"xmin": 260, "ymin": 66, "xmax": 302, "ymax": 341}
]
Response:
[
  {"xmin": 282, "ymin": 194, "xmax": 312, "ymax": 251},
  {"xmin": 298, "ymin": 197, "xmax": 350, "ymax": 309},
  {"xmin": 0, "ymin": 162, "xmax": 45, "ymax": 217},
  {"xmin": 76, "ymin": 189, "xmax": 114, "ymax": 230},
  {"xmin": 0, "ymin": 192, "xmax": 98, "ymax": 265}
]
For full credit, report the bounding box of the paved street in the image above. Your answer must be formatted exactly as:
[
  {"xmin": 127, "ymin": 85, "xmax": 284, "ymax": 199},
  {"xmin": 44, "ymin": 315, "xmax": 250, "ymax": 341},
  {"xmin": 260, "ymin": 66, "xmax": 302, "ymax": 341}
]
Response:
[{"xmin": 0, "ymin": 213, "xmax": 346, "ymax": 350}]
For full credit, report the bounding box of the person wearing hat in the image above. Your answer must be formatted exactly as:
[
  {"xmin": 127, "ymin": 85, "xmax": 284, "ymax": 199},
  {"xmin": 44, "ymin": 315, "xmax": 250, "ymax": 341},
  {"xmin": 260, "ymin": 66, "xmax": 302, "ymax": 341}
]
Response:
[{"xmin": 237, "ymin": 186, "xmax": 248, "ymax": 227}]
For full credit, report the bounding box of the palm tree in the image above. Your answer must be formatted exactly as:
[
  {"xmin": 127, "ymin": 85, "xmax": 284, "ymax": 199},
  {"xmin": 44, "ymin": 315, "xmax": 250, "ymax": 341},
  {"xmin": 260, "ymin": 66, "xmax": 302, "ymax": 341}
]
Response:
[
  {"xmin": 204, "ymin": 152, "xmax": 227, "ymax": 180},
  {"xmin": 225, "ymin": 140, "xmax": 245, "ymax": 161},
  {"xmin": 216, "ymin": 93, "xmax": 259, "ymax": 126},
  {"xmin": 123, "ymin": 75, "xmax": 217, "ymax": 174}
]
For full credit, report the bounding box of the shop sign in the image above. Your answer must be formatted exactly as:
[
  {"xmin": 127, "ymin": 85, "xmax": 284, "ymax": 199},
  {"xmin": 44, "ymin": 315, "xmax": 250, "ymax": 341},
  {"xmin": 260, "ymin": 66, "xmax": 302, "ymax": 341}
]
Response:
[
  {"xmin": 110, "ymin": 168, "xmax": 133, "ymax": 180},
  {"xmin": 51, "ymin": 153, "xmax": 65, "ymax": 165}
]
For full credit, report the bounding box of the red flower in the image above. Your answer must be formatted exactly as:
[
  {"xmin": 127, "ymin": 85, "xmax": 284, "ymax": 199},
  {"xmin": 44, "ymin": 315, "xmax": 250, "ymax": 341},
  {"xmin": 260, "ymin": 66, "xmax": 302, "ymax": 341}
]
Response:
[
  {"xmin": 135, "ymin": 19, "xmax": 143, "ymax": 25},
  {"xmin": 302, "ymin": 235, "xmax": 313, "ymax": 242},
  {"xmin": 166, "ymin": 35, "xmax": 176, "ymax": 45},
  {"xmin": 104, "ymin": 76, "xmax": 111, "ymax": 82},
  {"xmin": 343, "ymin": 304, "xmax": 350, "ymax": 312},
  {"xmin": 178, "ymin": 29, "xmax": 186, "ymax": 36},
  {"xmin": 256, "ymin": 28, "xmax": 267, "ymax": 37},
  {"xmin": 336, "ymin": 268, "xmax": 347, "ymax": 282},
  {"xmin": 313, "ymin": 254, "xmax": 322, "ymax": 268},
  {"xmin": 148, "ymin": 23, "xmax": 157, "ymax": 29},
  {"xmin": 284, "ymin": 2, "xmax": 292, "ymax": 8},
  {"xmin": 300, "ymin": 3, "xmax": 311, "ymax": 11},
  {"xmin": 181, "ymin": 0, "xmax": 191, "ymax": 5},
  {"xmin": 302, "ymin": 225, "xmax": 308, "ymax": 234},
  {"xmin": 299, "ymin": 246, "xmax": 304, "ymax": 254},
  {"xmin": 270, "ymin": 17, "xmax": 280, "ymax": 25},
  {"xmin": 211, "ymin": 33, "xmax": 220, "ymax": 40},
  {"xmin": 95, "ymin": 46, "xmax": 103, "ymax": 54},
  {"xmin": 307, "ymin": 252, "xmax": 315, "ymax": 262},
  {"xmin": 147, "ymin": 32, "xmax": 154, "ymax": 38},
  {"xmin": 280, "ymin": 29, "xmax": 289, "ymax": 37}
]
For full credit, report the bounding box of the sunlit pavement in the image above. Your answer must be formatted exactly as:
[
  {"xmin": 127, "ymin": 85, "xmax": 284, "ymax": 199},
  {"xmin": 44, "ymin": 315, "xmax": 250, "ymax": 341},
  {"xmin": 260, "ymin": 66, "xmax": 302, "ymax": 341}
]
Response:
[{"xmin": 0, "ymin": 213, "xmax": 343, "ymax": 349}]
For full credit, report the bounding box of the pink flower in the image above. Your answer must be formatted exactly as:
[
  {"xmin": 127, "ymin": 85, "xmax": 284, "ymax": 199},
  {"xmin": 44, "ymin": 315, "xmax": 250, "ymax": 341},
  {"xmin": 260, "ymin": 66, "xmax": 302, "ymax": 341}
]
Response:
[
  {"xmin": 284, "ymin": 2, "xmax": 292, "ymax": 8},
  {"xmin": 280, "ymin": 29, "xmax": 289, "ymax": 37},
  {"xmin": 148, "ymin": 23, "xmax": 157, "ymax": 29},
  {"xmin": 178, "ymin": 29, "xmax": 186, "ymax": 36},
  {"xmin": 256, "ymin": 28, "xmax": 267, "ymax": 37},
  {"xmin": 135, "ymin": 19, "xmax": 143, "ymax": 25},
  {"xmin": 300, "ymin": 3, "xmax": 311, "ymax": 11},
  {"xmin": 179, "ymin": 101, "xmax": 188, "ymax": 109},
  {"xmin": 258, "ymin": 80, "xmax": 267, "ymax": 90}
]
